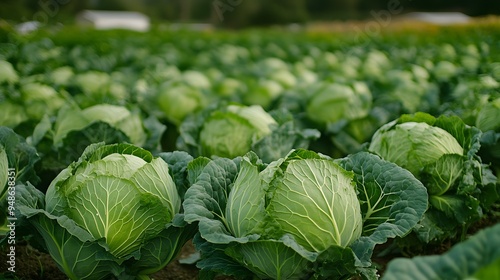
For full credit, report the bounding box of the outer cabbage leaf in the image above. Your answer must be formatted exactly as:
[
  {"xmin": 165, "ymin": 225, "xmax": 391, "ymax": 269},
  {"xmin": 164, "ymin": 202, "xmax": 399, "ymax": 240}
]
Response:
[
  {"xmin": 225, "ymin": 240, "xmax": 313, "ymax": 280},
  {"xmin": 428, "ymin": 194, "xmax": 477, "ymax": 224},
  {"xmin": 423, "ymin": 154, "xmax": 463, "ymax": 195},
  {"xmin": 0, "ymin": 145, "xmax": 7, "ymax": 199},
  {"xmin": 338, "ymin": 152, "xmax": 428, "ymax": 266},
  {"xmin": 0, "ymin": 123, "xmax": 40, "ymax": 233},
  {"xmin": 0, "ymin": 126, "xmax": 40, "ymax": 187},
  {"xmin": 16, "ymin": 183, "xmax": 121, "ymax": 280},
  {"xmin": 225, "ymin": 158, "xmax": 267, "ymax": 238},
  {"xmin": 252, "ymin": 109, "xmax": 320, "ymax": 163},
  {"xmin": 475, "ymin": 97, "xmax": 500, "ymax": 132},
  {"xmin": 313, "ymin": 245, "xmax": 358, "ymax": 280},
  {"xmin": 383, "ymin": 223, "xmax": 500, "ymax": 280},
  {"xmin": 157, "ymin": 151, "xmax": 195, "ymax": 199},
  {"xmin": 183, "ymin": 157, "xmax": 248, "ymax": 243},
  {"xmin": 193, "ymin": 234, "xmax": 255, "ymax": 280},
  {"xmin": 122, "ymin": 214, "xmax": 198, "ymax": 277}
]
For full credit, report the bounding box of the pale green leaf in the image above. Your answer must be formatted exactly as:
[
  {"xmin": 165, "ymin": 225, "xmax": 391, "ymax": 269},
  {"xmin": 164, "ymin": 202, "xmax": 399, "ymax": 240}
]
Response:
[
  {"xmin": 226, "ymin": 157, "xmax": 266, "ymax": 238},
  {"xmin": 66, "ymin": 175, "xmax": 169, "ymax": 258}
]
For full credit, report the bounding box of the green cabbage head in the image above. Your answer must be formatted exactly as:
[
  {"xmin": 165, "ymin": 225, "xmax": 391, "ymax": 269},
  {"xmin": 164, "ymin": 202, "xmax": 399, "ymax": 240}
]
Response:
[
  {"xmin": 45, "ymin": 143, "xmax": 181, "ymax": 258},
  {"xmin": 183, "ymin": 149, "xmax": 428, "ymax": 279},
  {"xmin": 369, "ymin": 120, "xmax": 463, "ymax": 195},
  {"xmin": 53, "ymin": 104, "xmax": 147, "ymax": 147},
  {"xmin": 368, "ymin": 113, "xmax": 499, "ymax": 244},
  {"xmin": 199, "ymin": 104, "xmax": 277, "ymax": 158},
  {"xmin": 157, "ymin": 83, "xmax": 206, "ymax": 125},
  {"xmin": 267, "ymin": 157, "xmax": 363, "ymax": 251},
  {"xmin": 17, "ymin": 143, "xmax": 196, "ymax": 279},
  {"xmin": 306, "ymin": 82, "xmax": 372, "ymax": 125},
  {"xmin": 178, "ymin": 103, "xmax": 320, "ymax": 163}
]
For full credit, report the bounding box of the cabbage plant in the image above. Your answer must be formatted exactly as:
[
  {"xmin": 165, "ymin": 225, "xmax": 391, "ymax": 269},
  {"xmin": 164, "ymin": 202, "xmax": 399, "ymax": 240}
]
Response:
[
  {"xmin": 183, "ymin": 149, "xmax": 428, "ymax": 279},
  {"xmin": 369, "ymin": 112, "xmax": 498, "ymax": 244},
  {"xmin": 156, "ymin": 82, "xmax": 207, "ymax": 125},
  {"xmin": 20, "ymin": 83, "xmax": 66, "ymax": 121},
  {"xmin": 72, "ymin": 71, "xmax": 130, "ymax": 108},
  {"xmin": 242, "ymin": 79, "xmax": 283, "ymax": 109},
  {"xmin": 0, "ymin": 82, "xmax": 66, "ymax": 130},
  {"xmin": 0, "ymin": 60, "xmax": 19, "ymax": 84},
  {"xmin": 0, "ymin": 127, "xmax": 40, "ymax": 234},
  {"xmin": 28, "ymin": 104, "xmax": 166, "ymax": 188},
  {"xmin": 305, "ymin": 82, "xmax": 372, "ymax": 126},
  {"xmin": 374, "ymin": 69, "xmax": 439, "ymax": 116},
  {"xmin": 51, "ymin": 104, "xmax": 148, "ymax": 147},
  {"xmin": 17, "ymin": 143, "xmax": 196, "ymax": 279},
  {"xmin": 177, "ymin": 103, "xmax": 320, "ymax": 162}
]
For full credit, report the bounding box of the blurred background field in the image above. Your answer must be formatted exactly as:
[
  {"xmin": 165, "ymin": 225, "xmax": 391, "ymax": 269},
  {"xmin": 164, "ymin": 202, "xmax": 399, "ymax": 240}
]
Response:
[{"xmin": 1, "ymin": 0, "xmax": 500, "ymax": 29}]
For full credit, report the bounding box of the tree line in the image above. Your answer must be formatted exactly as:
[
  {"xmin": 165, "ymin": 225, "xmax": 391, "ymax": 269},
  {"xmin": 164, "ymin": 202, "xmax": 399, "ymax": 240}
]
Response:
[{"xmin": 1, "ymin": 0, "xmax": 499, "ymax": 28}]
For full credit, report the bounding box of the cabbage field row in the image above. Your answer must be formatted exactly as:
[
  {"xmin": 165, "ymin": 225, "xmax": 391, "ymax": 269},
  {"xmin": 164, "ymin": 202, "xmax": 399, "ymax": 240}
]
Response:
[{"xmin": 1, "ymin": 21, "xmax": 500, "ymax": 279}]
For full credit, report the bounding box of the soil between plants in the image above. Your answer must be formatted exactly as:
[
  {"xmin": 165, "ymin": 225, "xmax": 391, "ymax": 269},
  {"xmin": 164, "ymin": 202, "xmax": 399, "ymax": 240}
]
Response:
[
  {"xmin": 0, "ymin": 240, "xmax": 234, "ymax": 280},
  {"xmin": 0, "ymin": 209, "xmax": 498, "ymax": 280}
]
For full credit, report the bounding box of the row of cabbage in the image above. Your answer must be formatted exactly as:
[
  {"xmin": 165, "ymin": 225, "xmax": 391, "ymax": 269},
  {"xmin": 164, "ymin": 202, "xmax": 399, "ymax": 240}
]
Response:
[
  {"xmin": 1, "ymin": 120, "xmax": 498, "ymax": 279},
  {"xmin": 0, "ymin": 26, "xmax": 499, "ymax": 279}
]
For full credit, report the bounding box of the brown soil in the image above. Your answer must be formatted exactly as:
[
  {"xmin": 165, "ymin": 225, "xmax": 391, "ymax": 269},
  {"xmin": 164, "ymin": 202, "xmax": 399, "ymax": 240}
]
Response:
[
  {"xmin": 0, "ymin": 240, "xmax": 230, "ymax": 280},
  {"xmin": 1, "ymin": 208, "xmax": 498, "ymax": 280}
]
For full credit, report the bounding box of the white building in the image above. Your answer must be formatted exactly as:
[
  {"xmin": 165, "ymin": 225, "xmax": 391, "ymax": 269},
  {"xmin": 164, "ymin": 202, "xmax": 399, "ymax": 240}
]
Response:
[
  {"xmin": 77, "ymin": 10, "xmax": 150, "ymax": 32},
  {"xmin": 400, "ymin": 12, "xmax": 471, "ymax": 25}
]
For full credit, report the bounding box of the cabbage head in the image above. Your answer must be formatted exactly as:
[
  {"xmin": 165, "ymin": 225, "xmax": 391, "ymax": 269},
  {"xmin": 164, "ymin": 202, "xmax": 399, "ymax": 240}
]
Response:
[
  {"xmin": 17, "ymin": 143, "xmax": 196, "ymax": 279},
  {"xmin": 29, "ymin": 104, "xmax": 166, "ymax": 186},
  {"xmin": 157, "ymin": 83, "xmax": 206, "ymax": 125},
  {"xmin": 184, "ymin": 149, "xmax": 427, "ymax": 279},
  {"xmin": 369, "ymin": 112, "xmax": 498, "ymax": 243},
  {"xmin": 178, "ymin": 103, "xmax": 320, "ymax": 162},
  {"xmin": 306, "ymin": 82, "xmax": 372, "ymax": 125},
  {"xmin": 199, "ymin": 104, "xmax": 276, "ymax": 158},
  {"xmin": 369, "ymin": 120, "xmax": 463, "ymax": 195},
  {"xmin": 45, "ymin": 144, "xmax": 180, "ymax": 257},
  {"xmin": 267, "ymin": 157, "xmax": 362, "ymax": 251}
]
